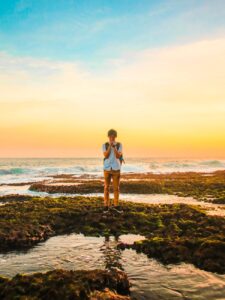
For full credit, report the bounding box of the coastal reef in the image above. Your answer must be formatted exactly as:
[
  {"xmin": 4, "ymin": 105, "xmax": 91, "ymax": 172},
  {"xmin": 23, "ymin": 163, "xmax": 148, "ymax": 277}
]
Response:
[
  {"xmin": 29, "ymin": 170, "xmax": 225, "ymax": 204},
  {"xmin": 0, "ymin": 196, "xmax": 224, "ymax": 273},
  {"xmin": 0, "ymin": 269, "xmax": 130, "ymax": 300}
]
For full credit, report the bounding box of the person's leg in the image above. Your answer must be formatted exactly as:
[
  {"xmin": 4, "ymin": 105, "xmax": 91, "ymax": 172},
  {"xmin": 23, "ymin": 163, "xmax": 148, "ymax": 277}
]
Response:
[
  {"xmin": 112, "ymin": 170, "xmax": 120, "ymax": 206},
  {"xmin": 104, "ymin": 170, "xmax": 112, "ymax": 207}
]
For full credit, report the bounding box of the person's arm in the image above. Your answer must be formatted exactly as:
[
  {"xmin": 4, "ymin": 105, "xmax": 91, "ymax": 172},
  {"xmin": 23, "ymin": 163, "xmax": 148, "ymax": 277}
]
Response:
[
  {"xmin": 113, "ymin": 144, "xmax": 122, "ymax": 159},
  {"xmin": 103, "ymin": 144, "xmax": 111, "ymax": 158}
]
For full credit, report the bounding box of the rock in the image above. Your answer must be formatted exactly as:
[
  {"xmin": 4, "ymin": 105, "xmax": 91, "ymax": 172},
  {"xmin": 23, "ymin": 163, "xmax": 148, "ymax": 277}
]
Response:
[
  {"xmin": 0, "ymin": 269, "xmax": 130, "ymax": 300},
  {"xmin": 28, "ymin": 171, "xmax": 225, "ymax": 203},
  {"xmin": 0, "ymin": 197, "xmax": 224, "ymax": 273}
]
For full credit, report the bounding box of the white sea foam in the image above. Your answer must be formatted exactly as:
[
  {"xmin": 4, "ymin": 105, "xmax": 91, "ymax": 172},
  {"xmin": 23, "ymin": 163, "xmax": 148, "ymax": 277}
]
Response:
[{"xmin": 0, "ymin": 158, "xmax": 224, "ymax": 185}]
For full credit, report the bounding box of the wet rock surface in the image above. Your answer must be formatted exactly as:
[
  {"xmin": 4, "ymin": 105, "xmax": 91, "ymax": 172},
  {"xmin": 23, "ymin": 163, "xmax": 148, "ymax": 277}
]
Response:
[
  {"xmin": 0, "ymin": 196, "xmax": 224, "ymax": 273},
  {"xmin": 118, "ymin": 237, "xmax": 225, "ymax": 274},
  {"xmin": 29, "ymin": 170, "xmax": 225, "ymax": 204},
  {"xmin": 0, "ymin": 269, "xmax": 130, "ymax": 300}
]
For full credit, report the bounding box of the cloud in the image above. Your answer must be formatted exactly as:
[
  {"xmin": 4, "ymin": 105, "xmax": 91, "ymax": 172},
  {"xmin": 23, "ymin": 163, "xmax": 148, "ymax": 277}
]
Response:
[
  {"xmin": 1, "ymin": 37, "xmax": 225, "ymax": 104},
  {"xmin": 114, "ymin": 38, "xmax": 225, "ymax": 106},
  {"xmin": 0, "ymin": 37, "xmax": 225, "ymax": 157}
]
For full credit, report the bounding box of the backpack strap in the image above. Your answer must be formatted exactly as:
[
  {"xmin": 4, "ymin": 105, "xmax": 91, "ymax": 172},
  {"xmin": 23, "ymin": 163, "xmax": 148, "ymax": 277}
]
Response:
[
  {"xmin": 116, "ymin": 142, "xmax": 120, "ymax": 151},
  {"xmin": 104, "ymin": 143, "xmax": 109, "ymax": 161},
  {"xmin": 105, "ymin": 142, "xmax": 110, "ymax": 150}
]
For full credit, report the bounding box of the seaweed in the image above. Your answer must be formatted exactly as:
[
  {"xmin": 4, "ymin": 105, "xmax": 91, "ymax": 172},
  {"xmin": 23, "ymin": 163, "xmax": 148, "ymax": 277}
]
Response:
[
  {"xmin": 0, "ymin": 269, "xmax": 130, "ymax": 300},
  {"xmin": 28, "ymin": 170, "xmax": 225, "ymax": 204},
  {"xmin": 0, "ymin": 196, "xmax": 224, "ymax": 273}
]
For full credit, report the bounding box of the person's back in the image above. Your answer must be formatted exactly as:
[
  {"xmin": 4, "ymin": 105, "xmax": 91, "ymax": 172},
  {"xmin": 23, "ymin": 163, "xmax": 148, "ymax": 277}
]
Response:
[{"xmin": 102, "ymin": 129, "xmax": 123, "ymax": 210}]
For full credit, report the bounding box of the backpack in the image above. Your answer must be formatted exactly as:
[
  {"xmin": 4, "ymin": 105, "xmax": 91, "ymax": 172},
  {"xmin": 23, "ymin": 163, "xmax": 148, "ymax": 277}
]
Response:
[{"xmin": 104, "ymin": 142, "xmax": 125, "ymax": 164}]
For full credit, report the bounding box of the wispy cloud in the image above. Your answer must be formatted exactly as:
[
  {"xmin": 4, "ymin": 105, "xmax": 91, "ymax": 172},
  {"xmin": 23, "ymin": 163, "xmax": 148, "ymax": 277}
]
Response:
[
  {"xmin": 0, "ymin": 37, "xmax": 225, "ymax": 157},
  {"xmin": 1, "ymin": 37, "xmax": 225, "ymax": 107}
]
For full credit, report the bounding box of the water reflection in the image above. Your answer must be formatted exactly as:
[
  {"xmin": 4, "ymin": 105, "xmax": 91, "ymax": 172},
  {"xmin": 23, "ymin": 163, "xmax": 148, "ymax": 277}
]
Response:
[
  {"xmin": 0, "ymin": 234, "xmax": 224, "ymax": 300},
  {"xmin": 101, "ymin": 236, "xmax": 123, "ymax": 271}
]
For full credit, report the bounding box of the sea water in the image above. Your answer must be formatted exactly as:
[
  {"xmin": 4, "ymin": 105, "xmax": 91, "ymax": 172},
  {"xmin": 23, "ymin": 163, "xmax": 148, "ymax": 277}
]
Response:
[{"xmin": 0, "ymin": 157, "xmax": 224, "ymax": 185}]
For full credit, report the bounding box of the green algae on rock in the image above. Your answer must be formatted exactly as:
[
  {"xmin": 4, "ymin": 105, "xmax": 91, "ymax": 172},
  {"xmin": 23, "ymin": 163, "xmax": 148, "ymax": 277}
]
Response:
[
  {"xmin": 0, "ymin": 196, "xmax": 224, "ymax": 273},
  {"xmin": 0, "ymin": 194, "xmax": 39, "ymax": 203},
  {"xmin": 118, "ymin": 237, "xmax": 225, "ymax": 274},
  {"xmin": 28, "ymin": 170, "xmax": 225, "ymax": 204},
  {"xmin": 0, "ymin": 269, "xmax": 130, "ymax": 300}
]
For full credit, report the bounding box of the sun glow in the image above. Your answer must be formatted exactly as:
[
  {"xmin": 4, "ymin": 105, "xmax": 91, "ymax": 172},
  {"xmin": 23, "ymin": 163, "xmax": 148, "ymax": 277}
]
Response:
[{"xmin": 0, "ymin": 38, "xmax": 225, "ymax": 158}]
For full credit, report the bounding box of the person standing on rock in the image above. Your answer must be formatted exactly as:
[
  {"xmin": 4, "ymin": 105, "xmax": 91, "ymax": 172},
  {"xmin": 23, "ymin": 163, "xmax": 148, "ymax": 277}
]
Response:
[{"xmin": 102, "ymin": 129, "xmax": 124, "ymax": 211}]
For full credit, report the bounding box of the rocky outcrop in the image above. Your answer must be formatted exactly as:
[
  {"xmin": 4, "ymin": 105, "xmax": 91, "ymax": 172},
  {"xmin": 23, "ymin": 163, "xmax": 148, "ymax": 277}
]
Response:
[
  {"xmin": 0, "ymin": 196, "xmax": 224, "ymax": 273},
  {"xmin": 0, "ymin": 269, "xmax": 130, "ymax": 300},
  {"xmin": 0, "ymin": 194, "xmax": 39, "ymax": 203},
  {"xmin": 118, "ymin": 237, "xmax": 225, "ymax": 274},
  {"xmin": 29, "ymin": 170, "xmax": 225, "ymax": 203}
]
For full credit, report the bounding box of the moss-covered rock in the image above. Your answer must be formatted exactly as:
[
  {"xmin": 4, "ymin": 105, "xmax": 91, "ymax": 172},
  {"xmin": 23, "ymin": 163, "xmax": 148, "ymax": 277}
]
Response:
[
  {"xmin": 118, "ymin": 237, "xmax": 225, "ymax": 274},
  {"xmin": 0, "ymin": 194, "xmax": 37, "ymax": 203},
  {"xmin": 29, "ymin": 180, "xmax": 164, "ymax": 195},
  {"xmin": 0, "ymin": 196, "xmax": 224, "ymax": 273},
  {"xmin": 28, "ymin": 170, "xmax": 225, "ymax": 204},
  {"xmin": 0, "ymin": 269, "xmax": 130, "ymax": 300}
]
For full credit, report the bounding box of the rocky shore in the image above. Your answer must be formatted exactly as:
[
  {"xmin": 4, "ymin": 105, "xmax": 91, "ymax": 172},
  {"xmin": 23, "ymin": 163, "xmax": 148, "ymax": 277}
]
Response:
[
  {"xmin": 0, "ymin": 269, "xmax": 130, "ymax": 300},
  {"xmin": 0, "ymin": 196, "xmax": 224, "ymax": 273},
  {"xmin": 29, "ymin": 170, "xmax": 225, "ymax": 204},
  {"xmin": 118, "ymin": 236, "xmax": 225, "ymax": 274}
]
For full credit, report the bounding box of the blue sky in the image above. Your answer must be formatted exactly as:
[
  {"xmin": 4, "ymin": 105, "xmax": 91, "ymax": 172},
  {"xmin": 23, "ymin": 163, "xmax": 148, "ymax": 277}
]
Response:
[{"xmin": 0, "ymin": 0, "xmax": 225, "ymax": 69}]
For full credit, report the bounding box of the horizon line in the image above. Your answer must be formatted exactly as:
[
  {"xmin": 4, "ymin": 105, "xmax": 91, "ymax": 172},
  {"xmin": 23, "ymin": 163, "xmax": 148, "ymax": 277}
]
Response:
[{"xmin": 0, "ymin": 157, "xmax": 224, "ymax": 160}]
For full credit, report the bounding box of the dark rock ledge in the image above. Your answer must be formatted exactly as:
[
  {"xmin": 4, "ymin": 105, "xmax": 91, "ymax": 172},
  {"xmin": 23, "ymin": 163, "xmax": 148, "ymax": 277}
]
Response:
[
  {"xmin": 0, "ymin": 269, "xmax": 130, "ymax": 300},
  {"xmin": 29, "ymin": 170, "xmax": 225, "ymax": 204}
]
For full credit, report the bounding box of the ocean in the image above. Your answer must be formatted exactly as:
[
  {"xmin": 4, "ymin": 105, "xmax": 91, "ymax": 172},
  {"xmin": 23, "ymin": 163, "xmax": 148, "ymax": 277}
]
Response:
[{"xmin": 0, "ymin": 157, "xmax": 225, "ymax": 185}]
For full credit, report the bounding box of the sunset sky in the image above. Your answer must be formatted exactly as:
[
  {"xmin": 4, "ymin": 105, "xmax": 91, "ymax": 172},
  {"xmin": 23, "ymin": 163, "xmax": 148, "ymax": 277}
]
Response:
[{"xmin": 0, "ymin": 0, "xmax": 225, "ymax": 158}]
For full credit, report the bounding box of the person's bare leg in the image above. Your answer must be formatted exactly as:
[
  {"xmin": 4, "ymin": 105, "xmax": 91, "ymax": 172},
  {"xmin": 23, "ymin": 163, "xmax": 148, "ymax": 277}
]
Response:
[
  {"xmin": 104, "ymin": 170, "xmax": 111, "ymax": 207},
  {"xmin": 112, "ymin": 170, "xmax": 120, "ymax": 206}
]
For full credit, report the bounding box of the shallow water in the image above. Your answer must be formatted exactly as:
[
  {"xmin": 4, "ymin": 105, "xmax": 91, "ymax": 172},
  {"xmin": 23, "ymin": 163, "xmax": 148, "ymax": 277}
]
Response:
[
  {"xmin": 119, "ymin": 193, "xmax": 225, "ymax": 217},
  {"xmin": 0, "ymin": 233, "xmax": 224, "ymax": 300}
]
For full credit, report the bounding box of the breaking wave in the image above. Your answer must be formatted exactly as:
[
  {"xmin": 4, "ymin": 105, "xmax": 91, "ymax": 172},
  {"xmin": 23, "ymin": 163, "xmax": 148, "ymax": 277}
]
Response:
[
  {"xmin": 0, "ymin": 158, "xmax": 224, "ymax": 185},
  {"xmin": 0, "ymin": 168, "xmax": 30, "ymax": 175}
]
